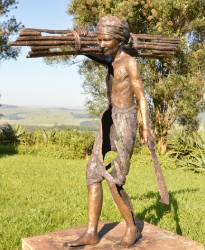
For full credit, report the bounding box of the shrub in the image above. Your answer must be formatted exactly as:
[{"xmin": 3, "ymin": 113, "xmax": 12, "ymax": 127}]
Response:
[
  {"xmin": 0, "ymin": 123, "xmax": 25, "ymax": 145},
  {"xmin": 166, "ymin": 130, "xmax": 205, "ymax": 172},
  {"xmin": 0, "ymin": 124, "xmax": 95, "ymax": 159}
]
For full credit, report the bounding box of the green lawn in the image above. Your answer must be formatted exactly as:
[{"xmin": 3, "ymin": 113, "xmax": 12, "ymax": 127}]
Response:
[{"xmin": 0, "ymin": 153, "xmax": 204, "ymax": 249}]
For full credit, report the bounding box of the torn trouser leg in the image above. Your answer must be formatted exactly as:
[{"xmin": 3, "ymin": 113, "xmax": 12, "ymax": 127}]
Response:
[
  {"xmin": 86, "ymin": 105, "xmax": 137, "ymax": 186},
  {"xmin": 109, "ymin": 105, "xmax": 137, "ymax": 185}
]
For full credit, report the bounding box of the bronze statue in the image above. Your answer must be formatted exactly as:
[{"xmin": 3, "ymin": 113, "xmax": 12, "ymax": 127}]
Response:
[
  {"xmin": 63, "ymin": 16, "xmax": 154, "ymax": 248},
  {"xmin": 8, "ymin": 15, "xmax": 170, "ymax": 248},
  {"xmin": 8, "ymin": 14, "xmax": 173, "ymax": 249}
]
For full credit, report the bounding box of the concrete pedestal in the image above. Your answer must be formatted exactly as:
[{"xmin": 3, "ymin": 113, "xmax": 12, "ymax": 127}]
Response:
[{"xmin": 22, "ymin": 219, "xmax": 204, "ymax": 250}]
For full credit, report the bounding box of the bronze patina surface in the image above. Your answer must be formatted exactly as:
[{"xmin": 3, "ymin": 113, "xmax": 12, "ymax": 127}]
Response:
[
  {"xmin": 63, "ymin": 16, "xmax": 155, "ymax": 248},
  {"xmin": 10, "ymin": 15, "xmax": 172, "ymax": 249}
]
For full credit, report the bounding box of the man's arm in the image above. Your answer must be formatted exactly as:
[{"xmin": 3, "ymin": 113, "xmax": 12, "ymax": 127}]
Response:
[
  {"xmin": 127, "ymin": 58, "xmax": 154, "ymax": 144},
  {"xmin": 86, "ymin": 55, "xmax": 108, "ymax": 65}
]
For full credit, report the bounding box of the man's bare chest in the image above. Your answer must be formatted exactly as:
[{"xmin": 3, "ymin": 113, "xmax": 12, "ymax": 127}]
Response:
[{"xmin": 112, "ymin": 63, "xmax": 129, "ymax": 83}]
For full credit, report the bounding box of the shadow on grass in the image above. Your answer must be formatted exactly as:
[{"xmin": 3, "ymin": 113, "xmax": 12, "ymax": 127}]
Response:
[
  {"xmin": 132, "ymin": 188, "xmax": 199, "ymax": 235},
  {"xmin": 0, "ymin": 145, "xmax": 18, "ymax": 158}
]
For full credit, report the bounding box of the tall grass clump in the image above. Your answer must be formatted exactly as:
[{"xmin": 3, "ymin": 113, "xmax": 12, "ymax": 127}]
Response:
[
  {"xmin": 0, "ymin": 123, "xmax": 25, "ymax": 145},
  {"xmin": 166, "ymin": 129, "xmax": 205, "ymax": 172},
  {"xmin": 0, "ymin": 124, "xmax": 95, "ymax": 159}
]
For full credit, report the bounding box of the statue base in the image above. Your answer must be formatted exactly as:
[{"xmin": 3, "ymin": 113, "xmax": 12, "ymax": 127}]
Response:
[{"xmin": 22, "ymin": 219, "xmax": 204, "ymax": 250}]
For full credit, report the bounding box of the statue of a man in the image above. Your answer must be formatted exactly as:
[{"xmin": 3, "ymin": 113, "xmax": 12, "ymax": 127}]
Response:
[{"xmin": 64, "ymin": 15, "xmax": 154, "ymax": 248}]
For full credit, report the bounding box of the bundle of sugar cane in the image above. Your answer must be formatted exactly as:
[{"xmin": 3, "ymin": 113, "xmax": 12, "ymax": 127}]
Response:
[{"xmin": 9, "ymin": 28, "xmax": 180, "ymax": 58}]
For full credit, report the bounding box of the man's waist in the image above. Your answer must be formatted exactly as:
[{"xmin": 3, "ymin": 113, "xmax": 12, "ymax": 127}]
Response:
[{"xmin": 112, "ymin": 104, "xmax": 137, "ymax": 114}]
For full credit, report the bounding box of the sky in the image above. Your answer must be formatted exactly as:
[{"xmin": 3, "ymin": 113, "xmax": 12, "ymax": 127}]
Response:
[{"xmin": 0, "ymin": 0, "xmax": 85, "ymax": 107}]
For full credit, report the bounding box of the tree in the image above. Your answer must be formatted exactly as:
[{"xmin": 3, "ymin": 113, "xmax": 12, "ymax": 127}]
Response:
[
  {"xmin": 66, "ymin": 0, "xmax": 205, "ymax": 153},
  {"xmin": 0, "ymin": 1, "xmax": 23, "ymax": 119},
  {"xmin": 79, "ymin": 59, "xmax": 107, "ymax": 117},
  {"xmin": 0, "ymin": 0, "xmax": 23, "ymax": 63}
]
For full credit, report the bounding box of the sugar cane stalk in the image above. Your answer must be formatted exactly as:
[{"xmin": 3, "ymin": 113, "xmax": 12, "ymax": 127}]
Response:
[{"xmin": 9, "ymin": 27, "xmax": 181, "ymax": 58}]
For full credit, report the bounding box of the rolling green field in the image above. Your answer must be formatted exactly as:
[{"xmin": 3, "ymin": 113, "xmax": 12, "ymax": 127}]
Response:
[
  {"xmin": 0, "ymin": 105, "xmax": 98, "ymax": 127},
  {"xmin": 0, "ymin": 153, "xmax": 204, "ymax": 249}
]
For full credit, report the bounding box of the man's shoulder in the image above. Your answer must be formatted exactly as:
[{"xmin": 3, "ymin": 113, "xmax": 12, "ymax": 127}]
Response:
[
  {"xmin": 121, "ymin": 50, "xmax": 137, "ymax": 63},
  {"xmin": 120, "ymin": 51, "xmax": 141, "ymax": 76}
]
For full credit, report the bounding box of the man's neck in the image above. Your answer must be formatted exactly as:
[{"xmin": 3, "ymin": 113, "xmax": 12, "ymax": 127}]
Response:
[{"xmin": 112, "ymin": 48, "xmax": 123, "ymax": 63}]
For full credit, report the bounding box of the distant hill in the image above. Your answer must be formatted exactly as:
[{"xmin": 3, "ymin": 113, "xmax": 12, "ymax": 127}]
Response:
[
  {"xmin": 1, "ymin": 104, "xmax": 18, "ymax": 109},
  {"xmin": 23, "ymin": 105, "xmax": 85, "ymax": 109},
  {"xmin": 0, "ymin": 105, "xmax": 98, "ymax": 128},
  {"xmin": 1, "ymin": 104, "xmax": 205, "ymax": 125}
]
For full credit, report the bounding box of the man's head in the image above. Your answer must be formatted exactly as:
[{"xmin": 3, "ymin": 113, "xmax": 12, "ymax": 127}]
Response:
[{"xmin": 96, "ymin": 16, "xmax": 129, "ymax": 44}]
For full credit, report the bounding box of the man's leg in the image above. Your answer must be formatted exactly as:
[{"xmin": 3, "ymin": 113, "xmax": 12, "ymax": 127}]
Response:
[
  {"xmin": 107, "ymin": 181, "xmax": 140, "ymax": 248},
  {"xmin": 64, "ymin": 182, "xmax": 103, "ymax": 247}
]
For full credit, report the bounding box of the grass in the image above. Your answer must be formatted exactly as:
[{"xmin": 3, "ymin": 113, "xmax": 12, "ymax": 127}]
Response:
[{"xmin": 0, "ymin": 153, "xmax": 205, "ymax": 249}]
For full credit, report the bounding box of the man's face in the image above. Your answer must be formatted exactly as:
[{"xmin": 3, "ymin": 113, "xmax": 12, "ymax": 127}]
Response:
[{"xmin": 97, "ymin": 33, "xmax": 120, "ymax": 56}]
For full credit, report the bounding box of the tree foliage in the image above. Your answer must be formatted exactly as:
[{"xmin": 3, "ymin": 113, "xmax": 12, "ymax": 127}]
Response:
[
  {"xmin": 66, "ymin": 0, "xmax": 205, "ymax": 153},
  {"xmin": 79, "ymin": 59, "xmax": 107, "ymax": 117},
  {"xmin": 43, "ymin": 46, "xmax": 75, "ymax": 67},
  {"xmin": 0, "ymin": 0, "xmax": 23, "ymax": 63}
]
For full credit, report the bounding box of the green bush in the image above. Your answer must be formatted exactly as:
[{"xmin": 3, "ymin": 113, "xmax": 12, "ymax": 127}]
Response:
[
  {"xmin": 166, "ymin": 130, "xmax": 205, "ymax": 172},
  {"xmin": 0, "ymin": 124, "xmax": 95, "ymax": 159},
  {"xmin": 0, "ymin": 123, "xmax": 25, "ymax": 145}
]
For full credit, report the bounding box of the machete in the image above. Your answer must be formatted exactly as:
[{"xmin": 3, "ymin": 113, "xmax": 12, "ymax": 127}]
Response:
[{"xmin": 148, "ymin": 139, "xmax": 169, "ymax": 205}]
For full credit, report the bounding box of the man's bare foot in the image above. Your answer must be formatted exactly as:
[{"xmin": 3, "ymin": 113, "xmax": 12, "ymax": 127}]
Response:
[
  {"xmin": 63, "ymin": 231, "xmax": 99, "ymax": 248},
  {"xmin": 114, "ymin": 226, "xmax": 140, "ymax": 248}
]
